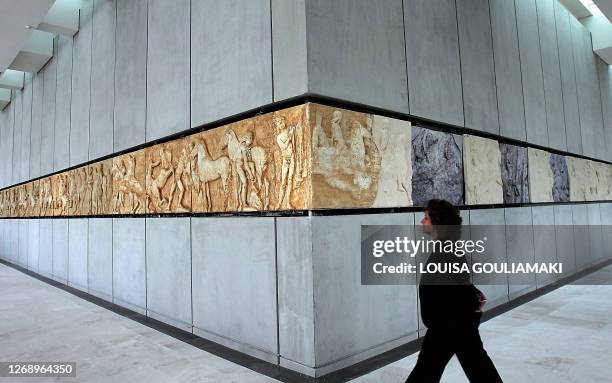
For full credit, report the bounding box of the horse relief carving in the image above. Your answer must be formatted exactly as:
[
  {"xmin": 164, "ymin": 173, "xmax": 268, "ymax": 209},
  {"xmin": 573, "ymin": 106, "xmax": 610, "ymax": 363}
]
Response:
[
  {"xmin": 145, "ymin": 141, "xmax": 192, "ymax": 213},
  {"xmin": 112, "ymin": 151, "xmax": 146, "ymax": 214}
]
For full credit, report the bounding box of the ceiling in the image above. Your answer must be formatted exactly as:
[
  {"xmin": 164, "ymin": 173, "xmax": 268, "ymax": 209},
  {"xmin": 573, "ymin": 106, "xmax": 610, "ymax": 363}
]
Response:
[{"xmin": 0, "ymin": 0, "xmax": 55, "ymax": 73}]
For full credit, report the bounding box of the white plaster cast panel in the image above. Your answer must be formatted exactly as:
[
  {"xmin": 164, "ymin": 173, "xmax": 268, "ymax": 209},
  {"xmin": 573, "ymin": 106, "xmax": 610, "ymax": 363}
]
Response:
[
  {"xmin": 568, "ymin": 157, "xmax": 590, "ymax": 201},
  {"xmin": 463, "ymin": 135, "xmax": 503, "ymax": 205},
  {"xmin": 528, "ymin": 148, "xmax": 554, "ymax": 203},
  {"xmin": 371, "ymin": 115, "xmax": 412, "ymax": 207}
]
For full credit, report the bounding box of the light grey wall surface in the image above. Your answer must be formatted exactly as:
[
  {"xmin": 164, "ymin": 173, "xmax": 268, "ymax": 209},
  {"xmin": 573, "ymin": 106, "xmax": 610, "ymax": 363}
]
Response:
[
  {"xmin": 88, "ymin": 218, "xmax": 113, "ymax": 300},
  {"xmin": 68, "ymin": 218, "xmax": 88, "ymax": 291},
  {"xmin": 537, "ymin": 0, "xmax": 567, "ymax": 151},
  {"xmin": 504, "ymin": 207, "xmax": 536, "ymax": 298},
  {"xmin": 52, "ymin": 219, "xmax": 69, "ymax": 283},
  {"xmin": 586, "ymin": 203, "xmax": 604, "ymax": 265},
  {"xmin": 597, "ymin": 58, "xmax": 612, "ymax": 163},
  {"xmin": 306, "ymin": 0, "xmax": 409, "ymax": 113},
  {"xmin": 490, "ymin": 0, "xmax": 526, "ymax": 141},
  {"xmin": 516, "ymin": 0, "xmax": 548, "ymax": 147},
  {"xmin": 38, "ymin": 220, "xmax": 53, "ymax": 278},
  {"xmin": 26, "ymin": 72, "xmax": 37, "ymax": 180},
  {"xmin": 191, "ymin": 0, "xmax": 272, "ymax": 126},
  {"xmin": 12, "ymin": 88, "xmax": 22, "ymax": 185},
  {"xmin": 405, "ymin": 0, "xmax": 463, "ymax": 126},
  {"xmin": 114, "ymin": 0, "xmax": 147, "ymax": 153},
  {"xmin": 571, "ymin": 204, "xmax": 591, "ymax": 271},
  {"xmin": 531, "ymin": 205, "xmax": 557, "ymax": 287},
  {"xmin": 456, "ymin": 0, "xmax": 499, "ymax": 135},
  {"xmin": 191, "ymin": 217, "xmax": 278, "ymax": 362},
  {"xmin": 553, "ymin": 205, "xmax": 577, "ymax": 276},
  {"xmin": 89, "ymin": 0, "xmax": 116, "ymax": 160},
  {"xmin": 146, "ymin": 0, "xmax": 190, "ymax": 142},
  {"xmin": 41, "ymin": 40, "xmax": 57, "ymax": 176},
  {"xmin": 27, "ymin": 219, "xmax": 39, "ymax": 272},
  {"xmin": 145, "ymin": 217, "xmax": 192, "ymax": 331},
  {"xmin": 272, "ymin": 0, "xmax": 308, "ymax": 101},
  {"xmin": 69, "ymin": 0, "xmax": 92, "ymax": 166},
  {"xmin": 112, "ymin": 218, "xmax": 146, "ymax": 314},
  {"xmin": 54, "ymin": 35, "xmax": 72, "ymax": 171}
]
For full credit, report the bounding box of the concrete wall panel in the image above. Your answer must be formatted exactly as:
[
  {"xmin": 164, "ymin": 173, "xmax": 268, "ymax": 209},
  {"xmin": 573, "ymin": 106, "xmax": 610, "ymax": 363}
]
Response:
[
  {"xmin": 504, "ymin": 207, "xmax": 536, "ymax": 298},
  {"xmin": 537, "ymin": 0, "xmax": 566, "ymax": 151},
  {"xmin": 554, "ymin": 204, "xmax": 576, "ymax": 276},
  {"xmin": 68, "ymin": 218, "xmax": 88, "ymax": 291},
  {"xmin": 38, "ymin": 220, "xmax": 53, "ymax": 277},
  {"xmin": 490, "ymin": 0, "xmax": 526, "ymax": 141},
  {"xmin": 145, "ymin": 217, "xmax": 191, "ymax": 330},
  {"xmin": 597, "ymin": 59, "xmax": 612, "ymax": 162},
  {"xmin": 18, "ymin": 220, "xmax": 28, "ymax": 268},
  {"xmin": 516, "ymin": 0, "xmax": 548, "ymax": 147},
  {"xmin": 307, "ymin": 0, "xmax": 408, "ymax": 113},
  {"xmin": 70, "ymin": 0, "xmax": 92, "ymax": 166},
  {"xmin": 41, "ymin": 41, "xmax": 57, "ymax": 176},
  {"xmin": 112, "ymin": 218, "xmax": 146, "ymax": 314},
  {"xmin": 554, "ymin": 2, "xmax": 581, "ymax": 154},
  {"xmin": 88, "ymin": 218, "xmax": 113, "ymax": 300},
  {"xmin": 456, "ymin": 0, "xmax": 499, "ymax": 134},
  {"xmin": 146, "ymin": 0, "xmax": 190, "ymax": 141},
  {"xmin": 191, "ymin": 217, "xmax": 278, "ymax": 362},
  {"xmin": 531, "ymin": 205, "xmax": 558, "ymax": 287},
  {"xmin": 54, "ymin": 35, "xmax": 73, "ymax": 171},
  {"xmin": 12, "ymin": 89, "xmax": 22, "ymax": 184},
  {"xmin": 114, "ymin": 0, "xmax": 147, "ymax": 152},
  {"xmin": 587, "ymin": 204, "xmax": 604, "ymax": 264},
  {"xmin": 571, "ymin": 204, "xmax": 590, "ymax": 271},
  {"xmin": 191, "ymin": 0, "xmax": 272, "ymax": 126},
  {"xmin": 52, "ymin": 219, "xmax": 69, "ymax": 283},
  {"xmin": 405, "ymin": 0, "xmax": 463, "ymax": 126},
  {"xmin": 27, "ymin": 220, "xmax": 40, "ymax": 272},
  {"xmin": 25, "ymin": 73, "xmax": 37, "ymax": 180},
  {"xmin": 89, "ymin": 0, "xmax": 116, "ymax": 159}
]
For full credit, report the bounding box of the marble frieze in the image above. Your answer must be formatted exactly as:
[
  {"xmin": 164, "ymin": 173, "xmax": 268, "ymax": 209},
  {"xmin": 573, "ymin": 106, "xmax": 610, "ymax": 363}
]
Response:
[
  {"xmin": 549, "ymin": 154, "xmax": 569, "ymax": 202},
  {"xmin": 463, "ymin": 135, "xmax": 503, "ymax": 205},
  {"xmin": 528, "ymin": 148, "xmax": 554, "ymax": 203},
  {"xmin": 500, "ymin": 143, "xmax": 529, "ymax": 204}
]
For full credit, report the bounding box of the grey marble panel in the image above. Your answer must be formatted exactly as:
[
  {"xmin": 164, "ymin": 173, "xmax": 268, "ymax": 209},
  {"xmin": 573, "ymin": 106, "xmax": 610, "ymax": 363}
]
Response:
[
  {"xmin": 12, "ymin": 89, "xmax": 22, "ymax": 184},
  {"xmin": 468, "ymin": 209, "xmax": 508, "ymax": 309},
  {"xmin": 18, "ymin": 220, "xmax": 28, "ymax": 268},
  {"xmin": 25, "ymin": 72, "xmax": 37, "ymax": 180},
  {"xmin": 500, "ymin": 144, "xmax": 529, "ymax": 203},
  {"xmin": 553, "ymin": 205, "xmax": 576, "ymax": 276},
  {"xmin": 27, "ymin": 220, "xmax": 39, "ymax": 271},
  {"xmin": 70, "ymin": 0, "xmax": 92, "ymax": 166},
  {"xmin": 586, "ymin": 204, "xmax": 604, "ymax": 264},
  {"xmin": 597, "ymin": 59, "xmax": 612, "ymax": 162},
  {"xmin": 192, "ymin": 217, "xmax": 277, "ymax": 362},
  {"xmin": 504, "ymin": 207, "xmax": 536, "ymax": 298},
  {"xmin": 537, "ymin": 0, "xmax": 566, "ymax": 151},
  {"xmin": 112, "ymin": 218, "xmax": 146, "ymax": 314},
  {"xmin": 571, "ymin": 204, "xmax": 590, "ymax": 271},
  {"xmin": 146, "ymin": 0, "xmax": 190, "ymax": 141},
  {"xmin": 68, "ymin": 218, "xmax": 88, "ymax": 291},
  {"xmin": 311, "ymin": 213, "xmax": 418, "ymax": 368},
  {"xmin": 54, "ymin": 35, "xmax": 73, "ymax": 171},
  {"xmin": 550, "ymin": 153, "xmax": 569, "ymax": 202},
  {"xmin": 89, "ymin": 0, "xmax": 116, "ymax": 160},
  {"xmin": 145, "ymin": 217, "xmax": 191, "ymax": 330},
  {"xmin": 41, "ymin": 42, "xmax": 57, "ymax": 176},
  {"xmin": 490, "ymin": 0, "xmax": 526, "ymax": 141},
  {"xmin": 277, "ymin": 216, "xmax": 315, "ymax": 368},
  {"xmin": 52, "ymin": 219, "xmax": 69, "ymax": 283},
  {"xmin": 532, "ymin": 206, "xmax": 558, "ymax": 287},
  {"xmin": 554, "ymin": 1, "xmax": 581, "ymax": 155},
  {"xmin": 412, "ymin": 127, "xmax": 464, "ymax": 206},
  {"xmin": 405, "ymin": 0, "xmax": 463, "ymax": 125},
  {"xmin": 272, "ymin": 0, "xmax": 307, "ymax": 101},
  {"xmin": 114, "ymin": 0, "xmax": 147, "ymax": 152},
  {"xmin": 191, "ymin": 0, "xmax": 272, "ymax": 126},
  {"xmin": 88, "ymin": 218, "xmax": 112, "ymax": 300},
  {"xmin": 516, "ymin": 0, "xmax": 548, "ymax": 147},
  {"xmin": 38, "ymin": 220, "xmax": 53, "ymax": 277},
  {"xmin": 307, "ymin": 0, "xmax": 408, "ymax": 113},
  {"xmin": 456, "ymin": 0, "xmax": 499, "ymax": 134}
]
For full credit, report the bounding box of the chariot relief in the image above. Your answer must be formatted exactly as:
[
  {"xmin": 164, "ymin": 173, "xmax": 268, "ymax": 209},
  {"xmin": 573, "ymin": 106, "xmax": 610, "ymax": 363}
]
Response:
[
  {"xmin": 145, "ymin": 140, "xmax": 192, "ymax": 214},
  {"xmin": 112, "ymin": 150, "xmax": 146, "ymax": 214}
]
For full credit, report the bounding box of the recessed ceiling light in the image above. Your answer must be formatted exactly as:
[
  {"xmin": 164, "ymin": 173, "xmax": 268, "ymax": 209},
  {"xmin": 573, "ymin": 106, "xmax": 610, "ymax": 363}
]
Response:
[{"xmin": 25, "ymin": 25, "xmax": 34, "ymax": 29}]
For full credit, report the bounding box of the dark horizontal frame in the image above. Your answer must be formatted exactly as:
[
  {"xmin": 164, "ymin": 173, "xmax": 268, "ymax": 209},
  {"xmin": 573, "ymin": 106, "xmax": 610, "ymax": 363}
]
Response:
[{"xmin": 2, "ymin": 254, "xmax": 611, "ymax": 382}]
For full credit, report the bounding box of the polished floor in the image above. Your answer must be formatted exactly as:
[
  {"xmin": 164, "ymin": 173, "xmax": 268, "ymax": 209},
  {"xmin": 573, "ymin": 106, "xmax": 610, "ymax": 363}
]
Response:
[{"xmin": 1, "ymin": 263, "xmax": 611, "ymax": 382}]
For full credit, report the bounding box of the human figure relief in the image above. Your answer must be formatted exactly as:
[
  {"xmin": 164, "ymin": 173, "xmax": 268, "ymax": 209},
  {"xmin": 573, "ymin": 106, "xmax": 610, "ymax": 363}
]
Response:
[
  {"xmin": 274, "ymin": 116, "xmax": 296, "ymax": 210},
  {"xmin": 190, "ymin": 139, "xmax": 231, "ymax": 211},
  {"xmin": 91, "ymin": 165, "xmax": 104, "ymax": 214},
  {"xmin": 349, "ymin": 120, "xmax": 371, "ymax": 171},
  {"xmin": 223, "ymin": 129, "xmax": 249, "ymax": 210},
  {"xmin": 172, "ymin": 146, "xmax": 191, "ymax": 212},
  {"xmin": 330, "ymin": 110, "xmax": 346, "ymax": 150},
  {"xmin": 147, "ymin": 148, "xmax": 175, "ymax": 212},
  {"xmin": 123, "ymin": 155, "xmax": 146, "ymax": 214}
]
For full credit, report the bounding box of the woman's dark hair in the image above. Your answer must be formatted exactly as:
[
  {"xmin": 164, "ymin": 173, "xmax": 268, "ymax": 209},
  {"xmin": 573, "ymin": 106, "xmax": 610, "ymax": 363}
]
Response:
[{"xmin": 425, "ymin": 199, "xmax": 462, "ymax": 241}]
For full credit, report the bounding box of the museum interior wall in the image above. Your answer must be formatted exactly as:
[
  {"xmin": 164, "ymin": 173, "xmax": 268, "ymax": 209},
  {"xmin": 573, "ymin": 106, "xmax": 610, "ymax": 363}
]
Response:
[{"xmin": 0, "ymin": 0, "xmax": 611, "ymax": 378}]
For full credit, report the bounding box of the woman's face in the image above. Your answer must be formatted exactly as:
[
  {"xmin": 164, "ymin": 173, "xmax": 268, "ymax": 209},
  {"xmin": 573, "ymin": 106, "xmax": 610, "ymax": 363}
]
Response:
[{"xmin": 421, "ymin": 210, "xmax": 435, "ymax": 237}]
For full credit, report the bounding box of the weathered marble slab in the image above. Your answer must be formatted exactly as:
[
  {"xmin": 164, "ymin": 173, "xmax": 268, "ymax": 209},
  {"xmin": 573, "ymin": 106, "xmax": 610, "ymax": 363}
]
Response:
[
  {"xmin": 411, "ymin": 126, "xmax": 463, "ymax": 206},
  {"xmin": 550, "ymin": 154, "xmax": 569, "ymax": 202},
  {"xmin": 463, "ymin": 135, "xmax": 503, "ymax": 205},
  {"xmin": 500, "ymin": 143, "xmax": 528, "ymax": 203},
  {"xmin": 528, "ymin": 148, "xmax": 554, "ymax": 203},
  {"xmin": 594, "ymin": 161, "xmax": 612, "ymax": 201},
  {"xmin": 311, "ymin": 104, "xmax": 412, "ymax": 208},
  {"xmin": 568, "ymin": 157, "xmax": 590, "ymax": 201}
]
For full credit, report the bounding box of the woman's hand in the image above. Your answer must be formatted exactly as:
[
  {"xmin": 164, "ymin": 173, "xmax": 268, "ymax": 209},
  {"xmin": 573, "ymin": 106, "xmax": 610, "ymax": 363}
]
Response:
[{"xmin": 475, "ymin": 293, "xmax": 487, "ymax": 313}]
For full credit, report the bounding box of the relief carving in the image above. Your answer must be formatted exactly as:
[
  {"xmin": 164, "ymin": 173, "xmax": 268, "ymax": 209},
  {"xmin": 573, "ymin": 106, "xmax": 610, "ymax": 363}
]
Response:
[
  {"xmin": 146, "ymin": 141, "xmax": 192, "ymax": 213},
  {"xmin": 67, "ymin": 166, "xmax": 91, "ymax": 215},
  {"xmin": 39, "ymin": 177, "xmax": 53, "ymax": 217},
  {"xmin": 52, "ymin": 173, "xmax": 70, "ymax": 216},
  {"xmin": 112, "ymin": 151, "xmax": 146, "ymax": 214},
  {"xmin": 463, "ymin": 135, "xmax": 503, "ymax": 205},
  {"xmin": 527, "ymin": 148, "xmax": 554, "ymax": 203},
  {"xmin": 90, "ymin": 159, "xmax": 112, "ymax": 214}
]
